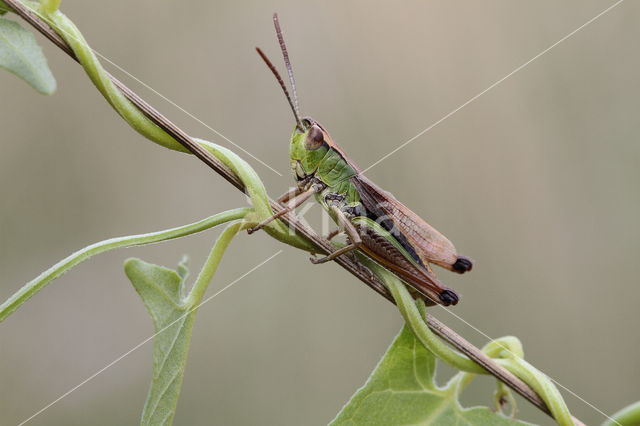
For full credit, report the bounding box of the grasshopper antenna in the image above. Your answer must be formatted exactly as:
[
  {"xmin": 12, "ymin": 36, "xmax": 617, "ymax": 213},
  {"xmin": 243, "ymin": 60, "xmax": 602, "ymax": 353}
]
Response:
[
  {"xmin": 273, "ymin": 13, "xmax": 300, "ymax": 119},
  {"xmin": 256, "ymin": 46, "xmax": 304, "ymax": 131}
]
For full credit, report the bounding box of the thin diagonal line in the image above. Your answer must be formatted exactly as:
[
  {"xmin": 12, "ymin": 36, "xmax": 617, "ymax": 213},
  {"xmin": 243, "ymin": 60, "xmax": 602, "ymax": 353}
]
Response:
[
  {"xmin": 437, "ymin": 304, "xmax": 621, "ymax": 425},
  {"xmin": 17, "ymin": 251, "xmax": 282, "ymax": 426},
  {"xmin": 98, "ymin": 54, "xmax": 283, "ymax": 176},
  {"xmin": 361, "ymin": 0, "xmax": 624, "ymax": 175},
  {"xmin": 20, "ymin": 4, "xmax": 283, "ymax": 177}
]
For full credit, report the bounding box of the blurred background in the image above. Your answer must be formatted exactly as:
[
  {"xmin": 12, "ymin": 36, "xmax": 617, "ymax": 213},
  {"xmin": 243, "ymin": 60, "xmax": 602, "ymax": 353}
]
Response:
[{"xmin": 1, "ymin": 1, "xmax": 638, "ymax": 425}]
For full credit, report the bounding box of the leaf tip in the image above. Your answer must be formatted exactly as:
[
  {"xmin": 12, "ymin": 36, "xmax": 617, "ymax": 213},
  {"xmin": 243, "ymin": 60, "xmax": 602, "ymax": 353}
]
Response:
[{"xmin": 123, "ymin": 257, "xmax": 143, "ymax": 275}]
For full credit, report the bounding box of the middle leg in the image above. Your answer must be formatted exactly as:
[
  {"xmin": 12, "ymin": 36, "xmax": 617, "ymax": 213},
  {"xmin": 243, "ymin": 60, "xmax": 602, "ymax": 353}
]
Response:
[{"xmin": 310, "ymin": 206, "xmax": 362, "ymax": 264}]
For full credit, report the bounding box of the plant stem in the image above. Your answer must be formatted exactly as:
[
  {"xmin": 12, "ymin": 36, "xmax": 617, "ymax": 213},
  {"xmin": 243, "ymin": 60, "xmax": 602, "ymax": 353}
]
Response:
[
  {"xmin": 498, "ymin": 357, "xmax": 573, "ymax": 426},
  {"xmin": 449, "ymin": 336, "xmax": 525, "ymax": 401},
  {"xmin": 390, "ymin": 274, "xmax": 485, "ymax": 374},
  {"xmin": 185, "ymin": 220, "xmax": 249, "ymax": 306},
  {"xmin": 0, "ymin": 208, "xmax": 250, "ymax": 322},
  {"xmin": 603, "ymin": 400, "xmax": 640, "ymax": 426}
]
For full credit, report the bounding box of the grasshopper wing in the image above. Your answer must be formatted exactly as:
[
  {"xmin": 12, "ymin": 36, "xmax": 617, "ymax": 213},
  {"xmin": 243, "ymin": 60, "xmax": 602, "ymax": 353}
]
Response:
[
  {"xmin": 351, "ymin": 175, "xmax": 473, "ymax": 273},
  {"xmin": 352, "ymin": 216, "xmax": 460, "ymax": 306}
]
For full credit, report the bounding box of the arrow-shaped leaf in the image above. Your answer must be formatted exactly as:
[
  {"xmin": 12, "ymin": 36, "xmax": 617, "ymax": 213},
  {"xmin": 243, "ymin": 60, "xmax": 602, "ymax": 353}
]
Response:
[
  {"xmin": 125, "ymin": 257, "xmax": 196, "ymax": 426},
  {"xmin": 331, "ymin": 324, "xmax": 533, "ymax": 426}
]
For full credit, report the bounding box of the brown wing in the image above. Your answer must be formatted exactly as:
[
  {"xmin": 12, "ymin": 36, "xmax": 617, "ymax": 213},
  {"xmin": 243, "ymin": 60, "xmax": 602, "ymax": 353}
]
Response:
[
  {"xmin": 352, "ymin": 175, "xmax": 473, "ymax": 273},
  {"xmin": 356, "ymin": 221, "xmax": 459, "ymax": 306}
]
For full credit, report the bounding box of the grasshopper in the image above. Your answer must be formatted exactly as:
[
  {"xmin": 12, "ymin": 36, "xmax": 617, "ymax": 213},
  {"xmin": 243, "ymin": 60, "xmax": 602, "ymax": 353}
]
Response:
[{"xmin": 249, "ymin": 14, "xmax": 473, "ymax": 306}]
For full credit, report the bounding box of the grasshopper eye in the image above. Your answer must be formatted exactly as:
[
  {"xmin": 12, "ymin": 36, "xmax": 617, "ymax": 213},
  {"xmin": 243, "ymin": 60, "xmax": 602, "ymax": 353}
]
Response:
[
  {"xmin": 305, "ymin": 125, "xmax": 324, "ymax": 150},
  {"xmin": 296, "ymin": 119, "xmax": 311, "ymax": 134}
]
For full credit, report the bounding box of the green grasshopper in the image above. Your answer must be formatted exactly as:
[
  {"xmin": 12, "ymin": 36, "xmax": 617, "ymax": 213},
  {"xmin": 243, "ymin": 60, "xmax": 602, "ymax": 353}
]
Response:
[{"xmin": 249, "ymin": 14, "xmax": 473, "ymax": 306}]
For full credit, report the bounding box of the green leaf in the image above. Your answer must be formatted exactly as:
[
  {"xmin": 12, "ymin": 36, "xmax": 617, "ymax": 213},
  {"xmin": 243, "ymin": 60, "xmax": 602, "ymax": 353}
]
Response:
[
  {"xmin": 0, "ymin": 16, "xmax": 56, "ymax": 94},
  {"xmin": 330, "ymin": 324, "xmax": 532, "ymax": 426},
  {"xmin": 122, "ymin": 221, "xmax": 243, "ymax": 425},
  {"xmin": 125, "ymin": 258, "xmax": 198, "ymax": 426}
]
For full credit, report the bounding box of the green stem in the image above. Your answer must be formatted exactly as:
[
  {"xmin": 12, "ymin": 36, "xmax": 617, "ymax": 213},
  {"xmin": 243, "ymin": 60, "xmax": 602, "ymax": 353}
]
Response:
[
  {"xmin": 41, "ymin": 3, "xmax": 182, "ymax": 151},
  {"xmin": 497, "ymin": 357, "xmax": 573, "ymax": 426},
  {"xmin": 450, "ymin": 335, "xmax": 524, "ymax": 398},
  {"xmin": 603, "ymin": 400, "xmax": 640, "ymax": 426},
  {"xmin": 39, "ymin": 0, "xmax": 59, "ymax": 15},
  {"xmin": 482, "ymin": 336, "xmax": 524, "ymax": 359},
  {"xmin": 185, "ymin": 220, "xmax": 249, "ymax": 306},
  {"xmin": 361, "ymin": 254, "xmax": 485, "ymax": 374},
  {"xmin": 493, "ymin": 380, "xmax": 518, "ymax": 417},
  {"xmin": 0, "ymin": 208, "xmax": 250, "ymax": 322},
  {"xmin": 195, "ymin": 139, "xmax": 312, "ymax": 251}
]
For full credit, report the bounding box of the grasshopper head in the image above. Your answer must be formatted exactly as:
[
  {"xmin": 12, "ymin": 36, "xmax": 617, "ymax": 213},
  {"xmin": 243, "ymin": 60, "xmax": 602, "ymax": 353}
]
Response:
[
  {"xmin": 257, "ymin": 14, "xmax": 335, "ymax": 183},
  {"xmin": 289, "ymin": 117, "xmax": 331, "ymax": 182}
]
